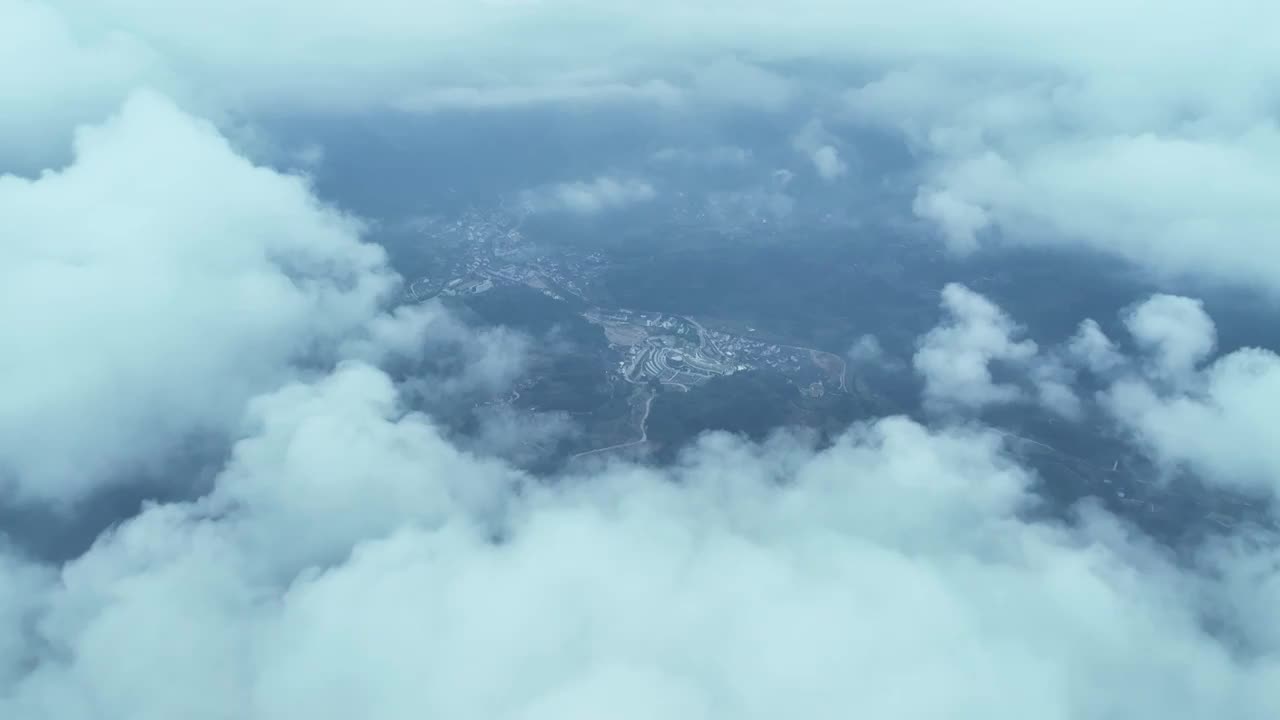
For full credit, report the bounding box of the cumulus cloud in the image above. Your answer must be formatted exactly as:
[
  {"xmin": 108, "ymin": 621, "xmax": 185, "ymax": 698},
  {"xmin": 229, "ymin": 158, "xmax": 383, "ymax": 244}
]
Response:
[
  {"xmin": 1068, "ymin": 319, "xmax": 1125, "ymax": 375},
  {"xmin": 847, "ymin": 334, "xmax": 890, "ymax": 368},
  {"xmin": 1030, "ymin": 359, "xmax": 1084, "ymax": 421},
  {"xmin": 1106, "ymin": 348, "xmax": 1280, "ymax": 496},
  {"xmin": 520, "ymin": 176, "xmax": 656, "ymax": 216},
  {"xmin": 0, "ymin": 0, "xmax": 159, "ymax": 171},
  {"xmin": 843, "ymin": 49, "xmax": 1280, "ymax": 293},
  {"xmin": 914, "ymin": 283, "xmax": 1039, "ymax": 411},
  {"xmin": 912, "ymin": 188, "xmax": 991, "ymax": 254},
  {"xmin": 8, "ymin": 1, "xmax": 1280, "ymax": 307},
  {"xmin": 8, "ymin": 5, "xmax": 1280, "ymax": 718},
  {"xmin": 1100, "ymin": 296, "xmax": 1280, "ymax": 496},
  {"xmin": 1123, "ymin": 294, "xmax": 1217, "ymax": 380},
  {"xmin": 7, "ymin": 3, "xmax": 1276, "ymax": 299},
  {"xmin": 791, "ymin": 120, "xmax": 847, "ymax": 181},
  {"xmin": 0, "ymin": 91, "xmax": 398, "ymax": 505},
  {"xmin": 4, "ymin": 367, "xmax": 1279, "ymax": 718}
]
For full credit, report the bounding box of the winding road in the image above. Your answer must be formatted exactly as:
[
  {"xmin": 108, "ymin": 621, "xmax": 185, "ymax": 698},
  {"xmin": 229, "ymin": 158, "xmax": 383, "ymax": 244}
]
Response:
[{"xmin": 570, "ymin": 393, "xmax": 654, "ymax": 460}]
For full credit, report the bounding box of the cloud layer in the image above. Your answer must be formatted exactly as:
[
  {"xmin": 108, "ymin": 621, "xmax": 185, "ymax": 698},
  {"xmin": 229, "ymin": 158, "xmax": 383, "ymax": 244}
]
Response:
[
  {"xmin": 0, "ymin": 91, "xmax": 402, "ymax": 505},
  {"xmin": 5, "ymin": 4, "xmax": 1280, "ymax": 718},
  {"xmin": 8, "ymin": 1, "xmax": 1279, "ymax": 297},
  {"xmin": 5, "ymin": 362, "xmax": 1280, "ymax": 719}
]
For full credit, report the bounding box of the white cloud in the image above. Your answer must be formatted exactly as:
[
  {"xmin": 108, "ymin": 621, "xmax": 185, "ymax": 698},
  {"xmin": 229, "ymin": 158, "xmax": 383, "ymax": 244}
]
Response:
[
  {"xmin": 846, "ymin": 61, "xmax": 1280, "ymax": 293},
  {"xmin": 912, "ymin": 188, "xmax": 991, "ymax": 254},
  {"xmin": 792, "ymin": 120, "xmax": 847, "ymax": 182},
  {"xmin": 0, "ymin": 550, "xmax": 52, "ymax": 687},
  {"xmin": 3, "ymin": 368, "xmax": 1278, "ymax": 718},
  {"xmin": 1068, "ymin": 319, "xmax": 1124, "ymax": 375},
  {"xmin": 811, "ymin": 146, "xmax": 847, "ymax": 181},
  {"xmin": 7, "ymin": 6, "xmax": 1280, "ymax": 718},
  {"xmin": 0, "ymin": 91, "xmax": 401, "ymax": 506},
  {"xmin": 1123, "ymin": 294, "xmax": 1217, "ymax": 380},
  {"xmin": 1106, "ymin": 346, "xmax": 1280, "ymax": 497},
  {"xmin": 0, "ymin": 0, "xmax": 160, "ymax": 172},
  {"xmin": 1031, "ymin": 359, "xmax": 1083, "ymax": 421},
  {"xmin": 343, "ymin": 301, "xmax": 528, "ymax": 396},
  {"xmin": 521, "ymin": 176, "xmax": 656, "ymax": 216},
  {"xmin": 463, "ymin": 406, "xmax": 579, "ymax": 466},
  {"xmin": 1059, "ymin": 292, "xmax": 1280, "ymax": 496},
  {"xmin": 914, "ymin": 283, "xmax": 1039, "ymax": 411},
  {"xmin": 5, "ymin": 1, "xmax": 1277, "ymax": 302},
  {"xmin": 848, "ymin": 334, "xmax": 891, "ymax": 368}
]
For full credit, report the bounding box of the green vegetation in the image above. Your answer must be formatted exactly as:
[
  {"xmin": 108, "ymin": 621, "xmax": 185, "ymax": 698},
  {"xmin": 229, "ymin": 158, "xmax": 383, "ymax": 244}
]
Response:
[{"xmin": 646, "ymin": 370, "xmax": 869, "ymax": 461}]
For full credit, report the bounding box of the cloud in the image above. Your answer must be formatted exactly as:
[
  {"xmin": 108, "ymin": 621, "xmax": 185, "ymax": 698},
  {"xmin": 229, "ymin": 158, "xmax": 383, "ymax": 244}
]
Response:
[
  {"xmin": 914, "ymin": 283, "xmax": 1039, "ymax": 411},
  {"xmin": 848, "ymin": 334, "xmax": 890, "ymax": 368},
  {"xmin": 7, "ymin": 1, "xmax": 1278, "ymax": 302},
  {"xmin": 1123, "ymin": 294, "xmax": 1217, "ymax": 381},
  {"xmin": 914, "ymin": 285, "xmax": 1089, "ymax": 420},
  {"xmin": 792, "ymin": 120, "xmax": 847, "ymax": 182},
  {"xmin": 692, "ymin": 57, "xmax": 793, "ymax": 112},
  {"xmin": 0, "ymin": 0, "xmax": 159, "ymax": 172},
  {"xmin": 3, "ymin": 366, "xmax": 1278, "ymax": 718},
  {"xmin": 392, "ymin": 78, "xmax": 683, "ymax": 113},
  {"xmin": 1068, "ymin": 319, "xmax": 1125, "ymax": 375},
  {"xmin": 912, "ymin": 188, "xmax": 991, "ymax": 254},
  {"xmin": 520, "ymin": 176, "xmax": 657, "ymax": 216},
  {"xmin": 1030, "ymin": 359, "xmax": 1084, "ymax": 421},
  {"xmin": 7, "ymin": 6, "xmax": 1280, "ymax": 718},
  {"xmin": 0, "ymin": 91, "xmax": 402, "ymax": 506},
  {"xmin": 1105, "ymin": 349, "xmax": 1280, "ymax": 496},
  {"xmin": 462, "ymin": 406, "xmax": 580, "ymax": 467},
  {"xmin": 845, "ymin": 61, "xmax": 1280, "ymax": 293},
  {"xmin": 1101, "ymin": 295, "xmax": 1280, "ymax": 496}
]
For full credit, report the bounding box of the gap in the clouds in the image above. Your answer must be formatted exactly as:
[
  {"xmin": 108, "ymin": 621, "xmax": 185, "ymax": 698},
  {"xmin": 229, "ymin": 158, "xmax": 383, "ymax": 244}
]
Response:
[{"xmin": 218, "ymin": 106, "xmax": 1280, "ymax": 555}]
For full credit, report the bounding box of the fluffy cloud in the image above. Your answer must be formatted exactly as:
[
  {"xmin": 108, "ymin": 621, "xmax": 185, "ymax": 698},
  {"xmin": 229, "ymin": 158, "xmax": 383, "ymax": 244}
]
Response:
[
  {"xmin": 0, "ymin": 0, "xmax": 159, "ymax": 171},
  {"xmin": 347, "ymin": 302, "xmax": 529, "ymax": 406},
  {"xmin": 1100, "ymin": 296, "xmax": 1280, "ymax": 496},
  {"xmin": 8, "ymin": 2, "xmax": 1278, "ymax": 299},
  {"xmin": 1068, "ymin": 319, "xmax": 1124, "ymax": 375},
  {"xmin": 792, "ymin": 120, "xmax": 847, "ymax": 182},
  {"xmin": 1106, "ymin": 348, "xmax": 1280, "ymax": 496},
  {"xmin": 7, "ymin": 5, "xmax": 1280, "ymax": 718},
  {"xmin": 913, "ymin": 285, "xmax": 1090, "ymax": 419},
  {"xmin": 914, "ymin": 283, "xmax": 1039, "ymax": 411},
  {"xmin": 520, "ymin": 176, "xmax": 657, "ymax": 216},
  {"xmin": 847, "ymin": 334, "xmax": 891, "ymax": 368},
  {"xmin": 1123, "ymin": 294, "xmax": 1217, "ymax": 380},
  {"xmin": 912, "ymin": 188, "xmax": 991, "ymax": 255},
  {"xmin": 3, "ymin": 364, "xmax": 1278, "ymax": 718},
  {"xmin": 1031, "ymin": 359, "xmax": 1084, "ymax": 421},
  {"xmin": 0, "ymin": 91, "xmax": 401, "ymax": 505},
  {"xmin": 846, "ymin": 58, "xmax": 1280, "ymax": 293}
]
